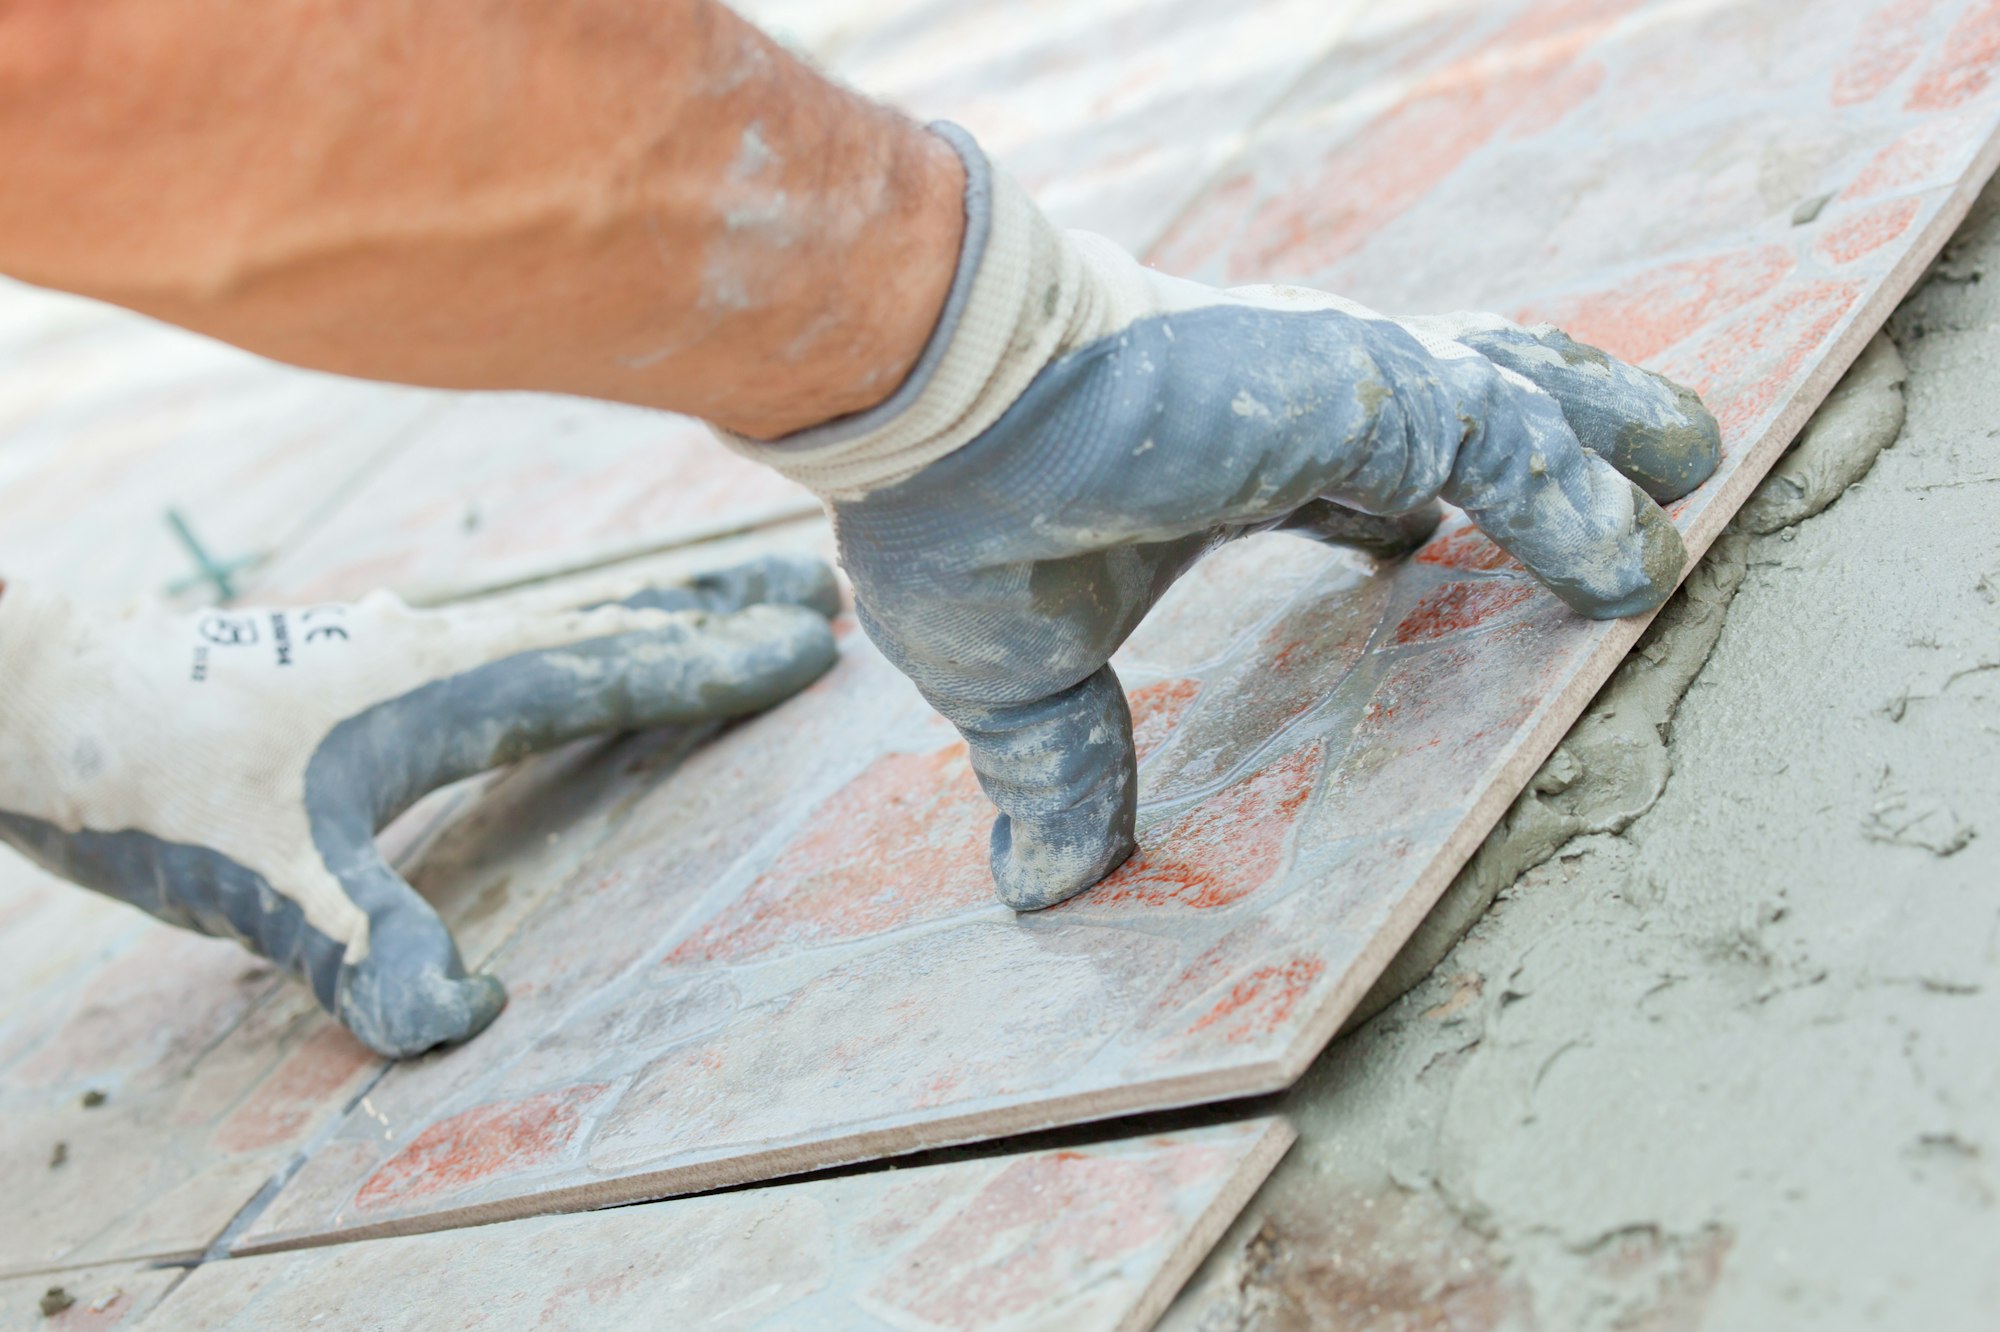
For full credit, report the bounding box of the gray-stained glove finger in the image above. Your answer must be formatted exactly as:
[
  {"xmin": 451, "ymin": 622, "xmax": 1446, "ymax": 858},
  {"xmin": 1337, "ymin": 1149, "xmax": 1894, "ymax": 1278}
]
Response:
[
  {"xmin": 598, "ymin": 550, "xmax": 844, "ymax": 620},
  {"xmin": 328, "ymin": 600, "xmax": 840, "ymax": 827},
  {"xmin": 723, "ymin": 123, "xmax": 1722, "ymax": 912},
  {"xmin": 0, "ymin": 556, "xmax": 841, "ymax": 1058},
  {"xmin": 1431, "ymin": 317, "xmax": 1722, "ymax": 504},
  {"xmin": 309, "ymin": 598, "xmax": 837, "ymax": 1054}
]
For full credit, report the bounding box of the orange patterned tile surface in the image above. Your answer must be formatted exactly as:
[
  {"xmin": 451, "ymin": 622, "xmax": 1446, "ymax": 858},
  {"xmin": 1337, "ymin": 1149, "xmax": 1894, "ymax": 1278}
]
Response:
[
  {"xmin": 154, "ymin": 1120, "xmax": 1292, "ymax": 1332},
  {"xmin": 225, "ymin": 0, "xmax": 2000, "ymax": 1252}
]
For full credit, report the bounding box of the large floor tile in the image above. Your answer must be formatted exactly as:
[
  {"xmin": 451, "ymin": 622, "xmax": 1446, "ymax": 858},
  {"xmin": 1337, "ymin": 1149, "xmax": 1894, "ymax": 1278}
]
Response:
[
  {"xmin": 0, "ymin": 281, "xmax": 442, "ymax": 609},
  {"xmin": 231, "ymin": 0, "xmax": 2000, "ymax": 1254},
  {"xmin": 0, "ymin": 679, "xmax": 754, "ymax": 1275},
  {"xmin": 154, "ymin": 1119, "xmax": 1291, "ymax": 1332},
  {"xmin": 235, "ymin": 396, "xmax": 817, "ymax": 606}
]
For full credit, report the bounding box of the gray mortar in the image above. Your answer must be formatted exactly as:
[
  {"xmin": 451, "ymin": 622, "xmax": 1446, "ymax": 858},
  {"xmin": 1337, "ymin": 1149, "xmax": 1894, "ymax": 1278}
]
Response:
[
  {"xmin": 1349, "ymin": 331, "xmax": 1909, "ymax": 1029},
  {"xmin": 1162, "ymin": 171, "xmax": 2000, "ymax": 1329}
]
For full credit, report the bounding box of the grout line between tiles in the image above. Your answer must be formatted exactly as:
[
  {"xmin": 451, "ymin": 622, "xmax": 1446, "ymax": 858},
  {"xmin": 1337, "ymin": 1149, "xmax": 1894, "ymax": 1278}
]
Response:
[
  {"xmin": 609, "ymin": 1089, "xmax": 1295, "ymax": 1213},
  {"xmin": 196, "ymin": 1061, "xmax": 398, "ymax": 1267},
  {"xmin": 192, "ymin": 1086, "xmax": 1295, "ymax": 1274}
]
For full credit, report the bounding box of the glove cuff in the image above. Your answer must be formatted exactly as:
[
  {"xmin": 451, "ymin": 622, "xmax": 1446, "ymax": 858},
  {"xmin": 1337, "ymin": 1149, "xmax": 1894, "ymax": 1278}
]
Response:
[{"xmin": 711, "ymin": 122, "xmax": 1086, "ymax": 500}]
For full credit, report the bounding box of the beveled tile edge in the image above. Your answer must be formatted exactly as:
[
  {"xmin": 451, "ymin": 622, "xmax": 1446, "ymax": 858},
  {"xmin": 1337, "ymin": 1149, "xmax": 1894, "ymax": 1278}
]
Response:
[
  {"xmin": 1116, "ymin": 1115, "xmax": 1296, "ymax": 1332},
  {"xmin": 231, "ymin": 1065, "xmax": 1297, "ymax": 1256}
]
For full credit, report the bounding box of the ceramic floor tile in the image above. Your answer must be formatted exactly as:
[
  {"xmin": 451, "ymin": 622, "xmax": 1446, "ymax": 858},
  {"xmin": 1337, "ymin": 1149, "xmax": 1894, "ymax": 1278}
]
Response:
[
  {"xmin": 834, "ymin": 0, "xmax": 1371, "ymax": 253},
  {"xmin": 0, "ymin": 284, "xmax": 816, "ymax": 614},
  {"xmin": 730, "ymin": 0, "xmax": 917, "ymax": 61},
  {"xmin": 0, "ymin": 280, "xmax": 444, "ymax": 609},
  {"xmin": 0, "ymin": 883, "xmax": 368, "ymax": 1279},
  {"xmin": 1139, "ymin": 0, "xmax": 1999, "ymax": 557},
  {"xmin": 153, "ymin": 1119, "xmax": 1291, "ymax": 1332},
  {"xmin": 231, "ymin": 0, "xmax": 2000, "ymax": 1254},
  {"xmin": 235, "ymin": 396, "xmax": 820, "ymax": 606},
  {"xmin": 0, "ymin": 1262, "xmax": 178, "ymax": 1331}
]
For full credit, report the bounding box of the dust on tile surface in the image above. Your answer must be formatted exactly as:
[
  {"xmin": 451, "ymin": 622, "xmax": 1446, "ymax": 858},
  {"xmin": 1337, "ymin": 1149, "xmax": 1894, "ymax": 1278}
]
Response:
[
  {"xmin": 231, "ymin": 0, "xmax": 2000, "ymax": 1253},
  {"xmin": 152, "ymin": 1119, "xmax": 1292, "ymax": 1332},
  {"xmin": 0, "ymin": 897, "xmax": 366, "ymax": 1277},
  {"xmin": 0, "ymin": 1261, "xmax": 176, "ymax": 1331}
]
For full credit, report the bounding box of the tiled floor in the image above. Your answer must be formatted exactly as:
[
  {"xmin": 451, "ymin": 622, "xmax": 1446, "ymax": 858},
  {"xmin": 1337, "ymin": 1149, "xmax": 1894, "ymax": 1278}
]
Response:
[
  {"xmin": 0, "ymin": 725, "xmax": 710, "ymax": 1276},
  {"xmin": 224, "ymin": 0, "xmax": 2000, "ymax": 1256},
  {"xmin": 0, "ymin": 280, "xmax": 444, "ymax": 609},
  {"xmin": 233, "ymin": 396, "xmax": 817, "ymax": 606},
  {"xmin": 0, "ymin": 0, "xmax": 1996, "ymax": 1323},
  {"xmin": 833, "ymin": 0, "xmax": 1375, "ymax": 253},
  {"xmin": 149, "ymin": 1120, "xmax": 1293, "ymax": 1331},
  {"xmin": 0, "ymin": 1121, "xmax": 1289, "ymax": 1329},
  {"xmin": 0, "ymin": 1262, "xmax": 175, "ymax": 1331}
]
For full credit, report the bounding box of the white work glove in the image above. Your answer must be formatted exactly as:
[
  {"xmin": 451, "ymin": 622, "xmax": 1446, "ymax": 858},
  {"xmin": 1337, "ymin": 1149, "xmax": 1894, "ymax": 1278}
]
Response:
[
  {"xmin": 0, "ymin": 556, "xmax": 839, "ymax": 1057},
  {"xmin": 718, "ymin": 122, "xmax": 1720, "ymax": 911}
]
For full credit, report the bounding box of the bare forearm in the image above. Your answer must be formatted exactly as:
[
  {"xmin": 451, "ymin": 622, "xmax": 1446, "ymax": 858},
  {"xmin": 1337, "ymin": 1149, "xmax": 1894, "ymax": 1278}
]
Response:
[{"xmin": 0, "ymin": 0, "xmax": 963, "ymax": 436}]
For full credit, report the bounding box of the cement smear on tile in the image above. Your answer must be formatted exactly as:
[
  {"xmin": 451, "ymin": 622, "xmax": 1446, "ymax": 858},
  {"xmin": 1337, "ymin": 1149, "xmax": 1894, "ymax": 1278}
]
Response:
[
  {"xmin": 1351, "ymin": 331, "xmax": 1909, "ymax": 1028},
  {"xmin": 1163, "ymin": 176, "xmax": 2000, "ymax": 1330}
]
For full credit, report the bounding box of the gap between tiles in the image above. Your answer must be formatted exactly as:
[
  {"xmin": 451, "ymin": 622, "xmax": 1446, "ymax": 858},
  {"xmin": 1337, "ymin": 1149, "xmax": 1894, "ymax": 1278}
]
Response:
[{"xmin": 171, "ymin": 1083, "xmax": 1292, "ymax": 1278}]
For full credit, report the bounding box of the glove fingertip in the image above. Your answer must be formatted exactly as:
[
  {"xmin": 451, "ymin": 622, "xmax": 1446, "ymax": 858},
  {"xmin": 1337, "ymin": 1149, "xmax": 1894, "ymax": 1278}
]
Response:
[
  {"xmin": 339, "ymin": 965, "xmax": 509, "ymax": 1060},
  {"xmin": 744, "ymin": 551, "xmax": 844, "ymax": 619},
  {"xmin": 729, "ymin": 601, "xmax": 841, "ymax": 688},
  {"xmin": 989, "ymin": 811, "xmax": 1137, "ymax": 911},
  {"xmin": 1554, "ymin": 483, "xmax": 1689, "ymax": 620}
]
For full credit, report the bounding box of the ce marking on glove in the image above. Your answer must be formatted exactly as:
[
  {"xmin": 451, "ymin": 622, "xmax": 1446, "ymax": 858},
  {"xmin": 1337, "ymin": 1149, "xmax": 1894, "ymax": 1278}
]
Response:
[
  {"xmin": 272, "ymin": 608, "xmax": 351, "ymax": 665},
  {"xmin": 299, "ymin": 606, "xmax": 349, "ymax": 644}
]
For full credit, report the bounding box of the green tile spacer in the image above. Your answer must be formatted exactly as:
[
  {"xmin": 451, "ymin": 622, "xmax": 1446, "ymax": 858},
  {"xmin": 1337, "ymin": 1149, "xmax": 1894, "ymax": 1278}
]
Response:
[{"xmin": 164, "ymin": 507, "xmax": 262, "ymax": 605}]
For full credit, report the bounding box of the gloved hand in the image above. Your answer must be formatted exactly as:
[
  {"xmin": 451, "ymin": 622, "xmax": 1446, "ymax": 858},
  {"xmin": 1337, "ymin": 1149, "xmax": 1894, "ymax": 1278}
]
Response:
[
  {"xmin": 0, "ymin": 555, "xmax": 839, "ymax": 1057},
  {"xmin": 718, "ymin": 123, "xmax": 1720, "ymax": 911}
]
